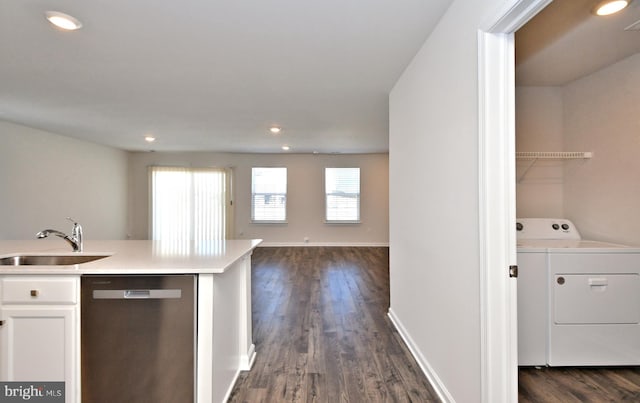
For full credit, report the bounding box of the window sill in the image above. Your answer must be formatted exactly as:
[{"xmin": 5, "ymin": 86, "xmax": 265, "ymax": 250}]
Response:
[{"xmin": 324, "ymin": 220, "xmax": 361, "ymax": 225}]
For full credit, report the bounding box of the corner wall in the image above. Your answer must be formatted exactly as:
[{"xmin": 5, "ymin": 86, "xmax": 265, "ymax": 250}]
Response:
[
  {"xmin": 515, "ymin": 53, "xmax": 640, "ymax": 246},
  {"xmin": 563, "ymin": 53, "xmax": 640, "ymax": 246},
  {"xmin": 515, "ymin": 86, "xmax": 564, "ymax": 217},
  {"xmin": 0, "ymin": 121, "xmax": 128, "ymax": 240}
]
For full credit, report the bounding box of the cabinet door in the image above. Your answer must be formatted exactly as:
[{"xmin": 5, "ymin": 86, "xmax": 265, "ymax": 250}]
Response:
[{"xmin": 0, "ymin": 305, "xmax": 77, "ymax": 402}]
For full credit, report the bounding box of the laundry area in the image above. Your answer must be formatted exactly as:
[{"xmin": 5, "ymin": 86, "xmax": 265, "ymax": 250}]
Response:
[
  {"xmin": 516, "ymin": 218, "xmax": 640, "ymax": 366},
  {"xmin": 514, "ymin": 0, "xmax": 640, "ymax": 385}
]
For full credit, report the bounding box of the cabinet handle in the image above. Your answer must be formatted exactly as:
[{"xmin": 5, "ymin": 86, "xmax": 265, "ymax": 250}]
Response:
[
  {"xmin": 30, "ymin": 289, "xmax": 39, "ymax": 297},
  {"xmin": 0, "ymin": 320, "xmax": 4, "ymax": 326}
]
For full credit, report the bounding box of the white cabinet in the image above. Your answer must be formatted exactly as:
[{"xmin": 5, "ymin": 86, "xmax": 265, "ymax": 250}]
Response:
[{"xmin": 0, "ymin": 276, "xmax": 80, "ymax": 403}]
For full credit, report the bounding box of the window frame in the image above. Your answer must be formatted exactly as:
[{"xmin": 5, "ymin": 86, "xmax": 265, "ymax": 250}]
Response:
[
  {"xmin": 251, "ymin": 167, "xmax": 288, "ymax": 224},
  {"xmin": 324, "ymin": 167, "xmax": 361, "ymax": 224}
]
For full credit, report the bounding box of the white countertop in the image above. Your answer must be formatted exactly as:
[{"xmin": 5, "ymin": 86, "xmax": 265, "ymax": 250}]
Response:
[{"xmin": 0, "ymin": 239, "xmax": 263, "ymax": 275}]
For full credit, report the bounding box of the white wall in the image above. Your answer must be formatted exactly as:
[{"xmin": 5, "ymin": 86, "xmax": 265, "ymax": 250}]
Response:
[
  {"xmin": 563, "ymin": 53, "xmax": 640, "ymax": 246},
  {"xmin": 128, "ymin": 152, "xmax": 389, "ymax": 245},
  {"xmin": 515, "ymin": 86, "xmax": 564, "ymax": 217},
  {"xmin": 515, "ymin": 53, "xmax": 640, "ymax": 246},
  {"xmin": 388, "ymin": 0, "xmax": 507, "ymax": 401},
  {"xmin": 0, "ymin": 121, "xmax": 128, "ymax": 240}
]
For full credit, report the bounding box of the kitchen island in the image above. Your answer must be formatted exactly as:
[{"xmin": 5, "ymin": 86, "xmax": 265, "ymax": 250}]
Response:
[{"xmin": 0, "ymin": 239, "xmax": 262, "ymax": 403}]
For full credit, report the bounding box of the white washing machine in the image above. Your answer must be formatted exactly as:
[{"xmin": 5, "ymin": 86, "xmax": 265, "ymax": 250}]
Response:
[{"xmin": 517, "ymin": 218, "xmax": 640, "ymax": 366}]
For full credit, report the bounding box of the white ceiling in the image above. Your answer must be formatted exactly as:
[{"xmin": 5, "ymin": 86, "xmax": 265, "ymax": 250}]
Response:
[
  {"xmin": 516, "ymin": 0, "xmax": 640, "ymax": 86},
  {"xmin": 0, "ymin": 0, "xmax": 452, "ymax": 153}
]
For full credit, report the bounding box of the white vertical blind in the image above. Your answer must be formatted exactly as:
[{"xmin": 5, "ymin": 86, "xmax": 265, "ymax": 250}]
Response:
[
  {"xmin": 251, "ymin": 167, "xmax": 287, "ymax": 222},
  {"xmin": 325, "ymin": 167, "xmax": 360, "ymax": 222},
  {"xmin": 151, "ymin": 167, "xmax": 227, "ymax": 252}
]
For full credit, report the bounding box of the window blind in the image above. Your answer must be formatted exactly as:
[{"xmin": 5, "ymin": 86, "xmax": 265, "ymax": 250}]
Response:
[
  {"xmin": 325, "ymin": 167, "xmax": 360, "ymax": 222},
  {"xmin": 251, "ymin": 167, "xmax": 287, "ymax": 222},
  {"xmin": 151, "ymin": 167, "xmax": 227, "ymax": 252}
]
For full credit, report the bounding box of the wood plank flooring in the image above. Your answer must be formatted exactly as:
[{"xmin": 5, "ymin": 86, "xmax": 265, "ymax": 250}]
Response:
[
  {"xmin": 519, "ymin": 366, "xmax": 640, "ymax": 402},
  {"xmin": 228, "ymin": 246, "xmax": 440, "ymax": 403},
  {"xmin": 227, "ymin": 246, "xmax": 640, "ymax": 402}
]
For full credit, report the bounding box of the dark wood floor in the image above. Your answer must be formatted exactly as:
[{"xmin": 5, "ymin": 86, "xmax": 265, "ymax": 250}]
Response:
[
  {"xmin": 228, "ymin": 246, "xmax": 640, "ymax": 402},
  {"xmin": 519, "ymin": 366, "xmax": 640, "ymax": 402},
  {"xmin": 228, "ymin": 246, "xmax": 440, "ymax": 403}
]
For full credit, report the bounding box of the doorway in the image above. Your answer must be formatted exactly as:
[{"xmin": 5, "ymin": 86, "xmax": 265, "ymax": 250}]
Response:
[
  {"xmin": 514, "ymin": 0, "xmax": 640, "ymax": 400},
  {"xmin": 477, "ymin": 0, "xmax": 552, "ymax": 402},
  {"xmin": 479, "ymin": 0, "xmax": 640, "ymax": 401}
]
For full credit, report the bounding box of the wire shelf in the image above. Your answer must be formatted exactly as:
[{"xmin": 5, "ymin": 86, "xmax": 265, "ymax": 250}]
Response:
[
  {"xmin": 516, "ymin": 152, "xmax": 592, "ymax": 182},
  {"xmin": 516, "ymin": 152, "xmax": 592, "ymax": 160}
]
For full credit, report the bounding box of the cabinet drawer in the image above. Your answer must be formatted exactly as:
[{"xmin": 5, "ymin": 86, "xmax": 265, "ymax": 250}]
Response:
[{"xmin": 1, "ymin": 276, "xmax": 79, "ymax": 304}]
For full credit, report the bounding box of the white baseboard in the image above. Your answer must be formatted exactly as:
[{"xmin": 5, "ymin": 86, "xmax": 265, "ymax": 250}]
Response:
[
  {"xmin": 222, "ymin": 368, "xmax": 241, "ymax": 403},
  {"xmin": 239, "ymin": 343, "xmax": 256, "ymax": 371},
  {"xmin": 387, "ymin": 308, "xmax": 455, "ymax": 403},
  {"xmin": 258, "ymin": 241, "xmax": 389, "ymax": 247},
  {"xmin": 224, "ymin": 344, "xmax": 256, "ymax": 403}
]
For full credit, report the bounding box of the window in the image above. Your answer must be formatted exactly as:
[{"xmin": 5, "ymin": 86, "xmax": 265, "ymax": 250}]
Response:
[
  {"xmin": 325, "ymin": 167, "xmax": 360, "ymax": 223},
  {"xmin": 251, "ymin": 167, "xmax": 287, "ymax": 222},
  {"xmin": 150, "ymin": 167, "xmax": 229, "ymax": 248}
]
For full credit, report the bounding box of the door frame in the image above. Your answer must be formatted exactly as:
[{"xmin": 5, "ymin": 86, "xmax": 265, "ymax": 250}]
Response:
[{"xmin": 477, "ymin": 0, "xmax": 552, "ymax": 402}]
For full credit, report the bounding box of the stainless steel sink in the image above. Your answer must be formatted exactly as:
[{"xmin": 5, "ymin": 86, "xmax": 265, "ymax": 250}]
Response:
[{"xmin": 0, "ymin": 254, "xmax": 110, "ymax": 266}]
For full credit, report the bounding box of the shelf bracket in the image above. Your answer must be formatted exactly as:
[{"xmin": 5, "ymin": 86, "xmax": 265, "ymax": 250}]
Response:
[
  {"xmin": 516, "ymin": 151, "xmax": 592, "ymax": 183},
  {"xmin": 517, "ymin": 158, "xmax": 538, "ymax": 183}
]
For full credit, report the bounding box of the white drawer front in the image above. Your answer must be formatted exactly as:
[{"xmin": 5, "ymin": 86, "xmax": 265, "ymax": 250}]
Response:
[
  {"xmin": 553, "ymin": 273, "xmax": 640, "ymax": 324},
  {"xmin": 1, "ymin": 277, "xmax": 78, "ymax": 304}
]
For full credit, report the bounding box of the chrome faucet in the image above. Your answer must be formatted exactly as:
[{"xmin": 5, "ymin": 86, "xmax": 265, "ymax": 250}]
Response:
[{"xmin": 36, "ymin": 217, "xmax": 83, "ymax": 252}]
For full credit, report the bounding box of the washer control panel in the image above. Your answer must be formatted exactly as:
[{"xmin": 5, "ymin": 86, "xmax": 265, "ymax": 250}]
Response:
[{"xmin": 516, "ymin": 218, "xmax": 581, "ymax": 240}]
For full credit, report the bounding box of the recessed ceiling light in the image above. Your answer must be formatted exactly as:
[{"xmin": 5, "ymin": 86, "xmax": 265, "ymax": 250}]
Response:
[
  {"xmin": 269, "ymin": 126, "xmax": 282, "ymax": 134},
  {"xmin": 281, "ymin": 145, "xmax": 290, "ymax": 151},
  {"xmin": 45, "ymin": 11, "xmax": 83, "ymax": 31},
  {"xmin": 144, "ymin": 135, "xmax": 156, "ymax": 143},
  {"xmin": 593, "ymin": 0, "xmax": 630, "ymax": 16}
]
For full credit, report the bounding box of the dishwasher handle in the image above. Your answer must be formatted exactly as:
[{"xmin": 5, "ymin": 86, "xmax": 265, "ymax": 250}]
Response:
[{"xmin": 93, "ymin": 289, "xmax": 182, "ymax": 299}]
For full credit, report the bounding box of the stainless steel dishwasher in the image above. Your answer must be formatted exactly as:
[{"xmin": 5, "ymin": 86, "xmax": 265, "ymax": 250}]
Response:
[{"xmin": 81, "ymin": 275, "xmax": 196, "ymax": 403}]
